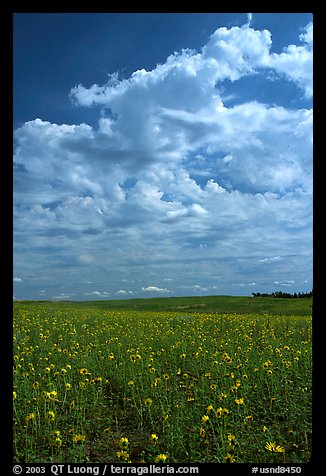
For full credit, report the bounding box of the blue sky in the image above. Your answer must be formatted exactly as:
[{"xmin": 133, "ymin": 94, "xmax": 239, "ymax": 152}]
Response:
[{"xmin": 13, "ymin": 12, "xmax": 313, "ymax": 300}]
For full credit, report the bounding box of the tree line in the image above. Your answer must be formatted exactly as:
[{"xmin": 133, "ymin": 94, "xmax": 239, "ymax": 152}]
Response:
[{"xmin": 252, "ymin": 291, "xmax": 313, "ymax": 299}]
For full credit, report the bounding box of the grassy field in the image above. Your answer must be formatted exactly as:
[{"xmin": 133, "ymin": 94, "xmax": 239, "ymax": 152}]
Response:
[
  {"xmin": 13, "ymin": 296, "xmax": 312, "ymax": 463},
  {"xmin": 17, "ymin": 294, "xmax": 313, "ymax": 315}
]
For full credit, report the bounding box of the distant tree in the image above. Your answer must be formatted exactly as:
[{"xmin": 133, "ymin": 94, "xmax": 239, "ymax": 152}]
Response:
[{"xmin": 252, "ymin": 290, "xmax": 312, "ymax": 299}]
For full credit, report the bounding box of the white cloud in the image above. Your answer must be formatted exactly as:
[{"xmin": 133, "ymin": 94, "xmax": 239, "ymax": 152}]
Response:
[
  {"xmin": 267, "ymin": 22, "xmax": 313, "ymax": 98},
  {"xmin": 86, "ymin": 291, "xmax": 110, "ymax": 298},
  {"xmin": 258, "ymin": 256, "xmax": 281, "ymax": 263},
  {"xmin": 13, "ymin": 277, "xmax": 23, "ymax": 282},
  {"xmin": 142, "ymin": 286, "xmax": 170, "ymax": 293},
  {"xmin": 52, "ymin": 293, "xmax": 74, "ymax": 300}
]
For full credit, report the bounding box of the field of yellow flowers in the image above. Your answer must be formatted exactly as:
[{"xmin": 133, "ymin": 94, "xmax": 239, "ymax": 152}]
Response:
[{"xmin": 13, "ymin": 302, "xmax": 312, "ymax": 463}]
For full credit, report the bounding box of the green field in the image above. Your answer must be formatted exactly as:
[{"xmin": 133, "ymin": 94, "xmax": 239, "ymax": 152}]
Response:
[
  {"xmin": 17, "ymin": 294, "xmax": 312, "ymax": 315},
  {"xmin": 13, "ymin": 296, "xmax": 312, "ymax": 463}
]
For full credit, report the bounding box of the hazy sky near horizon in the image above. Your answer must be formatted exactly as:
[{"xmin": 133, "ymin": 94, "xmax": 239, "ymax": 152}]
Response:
[{"xmin": 13, "ymin": 12, "xmax": 313, "ymax": 300}]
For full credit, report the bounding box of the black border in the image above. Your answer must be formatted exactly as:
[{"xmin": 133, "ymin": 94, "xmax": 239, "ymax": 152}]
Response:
[{"xmin": 5, "ymin": 1, "xmax": 319, "ymax": 472}]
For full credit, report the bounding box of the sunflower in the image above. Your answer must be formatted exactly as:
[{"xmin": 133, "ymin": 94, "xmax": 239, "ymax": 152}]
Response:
[
  {"xmin": 119, "ymin": 437, "xmax": 129, "ymax": 448},
  {"xmin": 47, "ymin": 411, "xmax": 55, "ymax": 421},
  {"xmin": 116, "ymin": 450, "xmax": 130, "ymax": 461},
  {"xmin": 79, "ymin": 368, "xmax": 90, "ymax": 375},
  {"xmin": 25, "ymin": 412, "xmax": 35, "ymax": 422},
  {"xmin": 201, "ymin": 415, "xmax": 209, "ymax": 424},
  {"xmin": 149, "ymin": 433, "xmax": 158, "ymax": 443},
  {"xmin": 224, "ymin": 453, "xmax": 236, "ymax": 463},
  {"xmin": 234, "ymin": 397, "xmax": 244, "ymax": 405},
  {"xmin": 155, "ymin": 453, "xmax": 168, "ymax": 463},
  {"xmin": 265, "ymin": 441, "xmax": 285, "ymax": 453},
  {"xmin": 72, "ymin": 433, "xmax": 86, "ymax": 444}
]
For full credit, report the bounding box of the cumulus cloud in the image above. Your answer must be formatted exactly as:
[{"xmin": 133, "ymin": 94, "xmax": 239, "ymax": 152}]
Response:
[
  {"xmin": 142, "ymin": 286, "xmax": 170, "ymax": 293},
  {"xmin": 267, "ymin": 22, "xmax": 313, "ymax": 98},
  {"xmin": 13, "ymin": 20, "xmax": 313, "ymax": 298}
]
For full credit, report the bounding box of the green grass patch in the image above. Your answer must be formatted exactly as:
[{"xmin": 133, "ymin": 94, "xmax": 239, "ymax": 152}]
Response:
[{"xmin": 16, "ymin": 294, "xmax": 312, "ymax": 315}]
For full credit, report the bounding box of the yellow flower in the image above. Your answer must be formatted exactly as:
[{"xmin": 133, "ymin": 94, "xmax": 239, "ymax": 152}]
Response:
[
  {"xmin": 234, "ymin": 397, "xmax": 244, "ymax": 405},
  {"xmin": 47, "ymin": 411, "xmax": 55, "ymax": 421},
  {"xmin": 13, "ymin": 391, "xmax": 17, "ymax": 400},
  {"xmin": 219, "ymin": 392, "xmax": 228, "ymax": 400},
  {"xmin": 152, "ymin": 377, "xmax": 161, "ymax": 387},
  {"xmin": 263, "ymin": 360, "xmax": 273, "ymax": 368},
  {"xmin": 144, "ymin": 398, "xmax": 153, "ymax": 407},
  {"xmin": 201, "ymin": 415, "xmax": 209, "ymax": 424},
  {"xmin": 150, "ymin": 433, "xmax": 158, "ymax": 443},
  {"xmin": 25, "ymin": 412, "xmax": 35, "ymax": 422},
  {"xmin": 79, "ymin": 368, "xmax": 90, "ymax": 375},
  {"xmin": 224, "ymin": 453, "xmax": 236, "ymax": 463},
  {"xmin": 53, "ymin": 436, "xmax": 62, "ymax": 447},
  {"xmin": 43, "ymin": 390, "xmax": 59, "ymax": 401},
  {"xmin": 65, "ymin": 383, "xmax": 72, "ymax": 390},
  {"xmin": 72, "ymin": 433, "xmax": 86, "ymax": 444},
  {"xmin": 216, "ymin": 407, "xmax": 223, "ymax": 417},
  {"xmin": 116, "ymin": 450, "xmax": 130, "ymax": 461},
  {"xmin": 223, "ymin": 353, "xmax": 232, "ymax": 363},
  {"xmin": 199, "ymin": 427, "xmax": 206, "ymax": 438},
  {"xmin": 119, "ymin": 437, "xmax": 129, "ymax": 448},
  {"xmin": 207, "ymin": 404, "xmax": 214, "ymax": 412},
  {"xmin": 162, "ymin": 412, "xmax": 169, "ymax": 421},
  {"xmin": 265, "ymin": 441, "xmax": 285, "ymax": 453},
  {"xmin": 155, "ymin": 453, "xmax": 168, "ymax": 463},
  {"xmin": 227, "ymin": 434, "xmax": 236, "ymax": 445}
]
